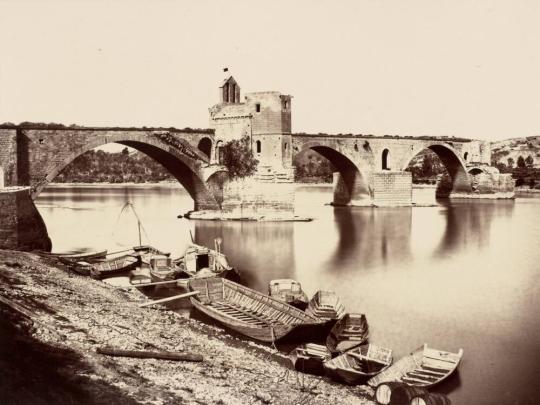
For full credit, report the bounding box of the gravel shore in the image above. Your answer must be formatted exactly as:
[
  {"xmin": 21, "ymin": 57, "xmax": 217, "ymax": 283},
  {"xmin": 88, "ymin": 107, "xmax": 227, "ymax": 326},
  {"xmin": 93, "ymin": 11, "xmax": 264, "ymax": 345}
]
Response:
[{"xmin": 0, "ymin": 250, "xmax": 374, "ymax": 405}]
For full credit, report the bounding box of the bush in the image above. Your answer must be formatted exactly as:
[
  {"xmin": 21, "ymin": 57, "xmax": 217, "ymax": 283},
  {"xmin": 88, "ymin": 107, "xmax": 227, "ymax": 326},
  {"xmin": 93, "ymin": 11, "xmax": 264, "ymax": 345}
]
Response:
[{"xmin": 221, "ymin": 136, "xmax": 259, "ymax": 179}]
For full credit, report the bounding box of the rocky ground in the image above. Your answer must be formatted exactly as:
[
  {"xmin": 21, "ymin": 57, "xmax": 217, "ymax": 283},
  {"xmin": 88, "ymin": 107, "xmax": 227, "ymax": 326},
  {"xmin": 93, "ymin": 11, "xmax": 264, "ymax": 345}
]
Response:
[{"xmin": 0, "ymin": 250, "xmax": 374, "ymax": 405}]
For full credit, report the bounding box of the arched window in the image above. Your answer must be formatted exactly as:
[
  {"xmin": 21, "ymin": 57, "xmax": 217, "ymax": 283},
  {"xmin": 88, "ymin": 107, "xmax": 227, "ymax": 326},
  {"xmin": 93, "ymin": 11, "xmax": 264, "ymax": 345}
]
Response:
[
  {"xmin": 256, "ymin": 140, "xmax": 262, "ymax": 153},
  {"xmin": 382, "ymin": 148, "xmax": 390, "ymax": 170},
  {"xmin": 197, "ymin": 137, "xmax": 212, "ymax": 159},
  {"xmin": 215, "ymin": 140, "xmax": 223, "ymax": 164},
  {"xmin": 0, "ymin": 166, "xmax": 4, "ymax": 188},
  {"xmin": 463, "ymin": 152, "xmax": 469, "ymax": 161}
]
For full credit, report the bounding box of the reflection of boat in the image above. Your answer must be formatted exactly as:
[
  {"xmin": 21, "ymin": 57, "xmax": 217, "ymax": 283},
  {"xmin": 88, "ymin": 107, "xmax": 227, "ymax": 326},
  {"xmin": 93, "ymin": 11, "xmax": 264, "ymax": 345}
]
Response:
[
  {"xmin": 326, "ymin": 313, "xmax": 369, "ymax": 354},
  {"xmin": 90, "ymin": 255, "xmax": 139, "ymax": 279},
  {"xmin": 324, "ymin": 344, "xmax": 393, "ymax": 385},
  {"xmin": 188, "ymin": 277, "xmax": 328, "ymax": 342},
  {"xmin": 175, "ymin": 241, "xmax": 234, "ymax": 279},
  {"xmin": 129, "ymin": 266, "xmax": 152, "ymax": 285},
  {"xmin": 289, "ymin": 343, "xmax": 331, "ymax": 375},
  {"xmin": 268, "ymin": 279, "xmax": 309, "ymax": 310},
  {"xmin": 147, "ymin": 255, "xmax": 179, "ymax": 282},
  {"xmin": 306, "ymin": 290, "xmax": 346, "ymax": 320},
  {"xmin": 367, "ymin": 344, "xmax": 463, "ymax": 388}
]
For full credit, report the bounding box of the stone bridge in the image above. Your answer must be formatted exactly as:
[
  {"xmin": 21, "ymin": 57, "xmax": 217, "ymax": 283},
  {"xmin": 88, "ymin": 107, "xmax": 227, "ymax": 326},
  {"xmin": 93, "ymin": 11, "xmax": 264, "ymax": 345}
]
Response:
[
  {"xmin": 0, "ymin": 127, "xmax": 224, "ymax": 207},
  {"xmin": 0, "ymin": 126, "xmax": 228, "ymax": 250},
  {"xmin": 0, "ymin": 75, "xmax": 515, "ymax": 250},
  {"xmin": 291, "ymin": 134, "xmax": 488, "ymax": 205}
]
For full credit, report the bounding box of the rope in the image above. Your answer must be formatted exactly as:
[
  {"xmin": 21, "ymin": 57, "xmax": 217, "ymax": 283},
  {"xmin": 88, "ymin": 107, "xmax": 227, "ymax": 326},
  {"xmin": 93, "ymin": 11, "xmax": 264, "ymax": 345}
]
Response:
[{"xmin": 111, "ymin": 202, "xmax": 151, "ymax": 246}]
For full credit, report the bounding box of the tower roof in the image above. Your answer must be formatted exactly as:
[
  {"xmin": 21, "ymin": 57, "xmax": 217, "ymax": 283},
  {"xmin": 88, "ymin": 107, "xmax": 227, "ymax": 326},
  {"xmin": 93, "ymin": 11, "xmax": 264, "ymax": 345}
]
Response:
[{"xmin": 219, "ymin": 75, "xmax": 238, "ymax": 88}]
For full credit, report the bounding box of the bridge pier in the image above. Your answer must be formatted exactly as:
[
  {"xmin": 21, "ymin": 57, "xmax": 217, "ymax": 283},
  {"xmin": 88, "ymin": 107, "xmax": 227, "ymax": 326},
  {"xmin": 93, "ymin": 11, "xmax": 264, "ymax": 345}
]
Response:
[
  {"xmin": 332, "ymin": 172, "xmax": 372, "ymax": 206},
  {"xmin": 0, "ymin": 187, "xmax": 51, "ymax": 251}
]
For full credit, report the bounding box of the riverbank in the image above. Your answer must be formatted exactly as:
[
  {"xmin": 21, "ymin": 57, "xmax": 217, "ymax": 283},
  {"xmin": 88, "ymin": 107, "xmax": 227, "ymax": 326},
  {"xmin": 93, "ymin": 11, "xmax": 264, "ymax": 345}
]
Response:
[{"xmin": 0, "ymin": 250, "xmax": 372, "ymax": 405}]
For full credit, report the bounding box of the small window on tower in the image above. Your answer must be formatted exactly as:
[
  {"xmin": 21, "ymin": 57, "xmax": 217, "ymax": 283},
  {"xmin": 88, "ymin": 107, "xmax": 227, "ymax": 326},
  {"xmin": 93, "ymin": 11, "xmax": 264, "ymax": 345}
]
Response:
[
  {"xmin": 255, "ymin": 103, "xmax": 261, "ymax": 113},
  {"xmin": 256, "ymin": 140, "xmax": 262, "ymax": 153},
  {"xmin": 284, "ymin": 100, "xmax": 289, "ymax": 109}
]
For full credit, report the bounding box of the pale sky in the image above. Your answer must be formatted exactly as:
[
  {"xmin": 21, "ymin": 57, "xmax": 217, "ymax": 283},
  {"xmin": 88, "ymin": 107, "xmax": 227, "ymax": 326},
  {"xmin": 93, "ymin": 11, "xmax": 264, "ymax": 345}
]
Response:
[{"xmin": 0, "ymin": 0, "xmax": 538, "ymax": 141}]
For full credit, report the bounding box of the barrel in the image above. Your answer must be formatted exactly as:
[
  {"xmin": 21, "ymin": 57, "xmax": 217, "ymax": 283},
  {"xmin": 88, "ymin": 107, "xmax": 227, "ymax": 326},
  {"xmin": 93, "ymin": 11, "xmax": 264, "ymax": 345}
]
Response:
[
  {"xmin": 375, "ymin": 382, "xmax": 409, "ymax": 404},
  {"xmin": 390, "ymin": 385, "xmax": 428, "ymax": 405},
  {"xmin": 410, "ymin": 392, "xmax": 451, "ymax": 405}
]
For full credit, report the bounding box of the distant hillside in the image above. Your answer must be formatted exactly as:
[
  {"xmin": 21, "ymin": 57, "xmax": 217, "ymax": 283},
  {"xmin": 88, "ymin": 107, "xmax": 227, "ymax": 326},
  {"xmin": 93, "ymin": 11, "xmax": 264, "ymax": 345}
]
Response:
[
  {"xmin": 55, "ymin": 148, "xmax": 173, "ymax": 183},
  {"xmin": 491, "ymin": 136, "xmax": 540, "ymax": 169}
]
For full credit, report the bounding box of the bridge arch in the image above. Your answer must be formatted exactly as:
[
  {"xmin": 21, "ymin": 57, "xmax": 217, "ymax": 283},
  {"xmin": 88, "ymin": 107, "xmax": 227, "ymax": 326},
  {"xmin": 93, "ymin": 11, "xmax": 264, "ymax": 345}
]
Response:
[
  {"xmin": 402, "ymin": 142, "xmax": 472, "ymax": 195},
  {"xmin": 294, "ymin": 142, "xmax": 372, "ymax": 205},
  {"xmin": 32, "ymin": 133, "xmax": 220, "ymax": 210}
]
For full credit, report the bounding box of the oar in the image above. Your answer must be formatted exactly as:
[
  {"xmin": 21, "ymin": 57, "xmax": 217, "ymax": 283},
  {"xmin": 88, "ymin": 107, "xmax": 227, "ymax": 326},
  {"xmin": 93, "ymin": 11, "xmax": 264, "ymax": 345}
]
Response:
[
  {"xmin": 120, "ymin": 279, "xmax": 187, "ymax": 289},
  {"xmin": 138, "ymin": 290, "xmax": 199, "ymax": 308}
]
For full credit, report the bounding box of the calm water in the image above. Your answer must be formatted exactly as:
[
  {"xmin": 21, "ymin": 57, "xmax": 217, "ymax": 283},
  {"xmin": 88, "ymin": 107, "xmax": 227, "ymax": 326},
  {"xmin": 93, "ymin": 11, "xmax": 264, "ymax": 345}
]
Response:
[{"xmin": 35, "ymin": 184, "xmax": 540, "ymax": 404}]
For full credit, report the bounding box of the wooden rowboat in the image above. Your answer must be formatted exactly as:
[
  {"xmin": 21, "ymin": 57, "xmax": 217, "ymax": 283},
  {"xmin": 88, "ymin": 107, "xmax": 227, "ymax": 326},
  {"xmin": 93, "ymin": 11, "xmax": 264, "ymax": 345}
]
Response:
[
  {"xmin": 323, "ymin": 344, "xmax": 393, "ymax": 385},
  {"xmin": 55, "ymin": 250, "xmax": 108, "ymax": 263},
  {"xmin": 90, "ymin": 254, "xmax": 139, "ymax": 279},
  {"xmin": 367, "ymin": 344, "xmax": 463, "ymax": 388},
  {"xmin": 147, "ymin": 255, "xmax": 179, "ymax": 282},
  {"xmin": 268, "ymin": 279, "xmax": 309, "ymax": 310},
  {"xmin": 175, "ymin": 243, "xmax": 234, "ymax": 279},
  {"xmin": 305, "ymin": 290, "xmax": 346, "ymax": 320},
  {"xmin": 326, "ymin": 313, "xmax": 369, "ymax": 354},
  {"xmin": 289, "ymin": 343, "xmax": 331, "ymax": 375},
  {"xmin": 133, "ymin": 245, "xmax": 170, "ymax": 257},
  {"xmin": 188, "ymin": 277, "xmax": 329, "ymax": 343}
]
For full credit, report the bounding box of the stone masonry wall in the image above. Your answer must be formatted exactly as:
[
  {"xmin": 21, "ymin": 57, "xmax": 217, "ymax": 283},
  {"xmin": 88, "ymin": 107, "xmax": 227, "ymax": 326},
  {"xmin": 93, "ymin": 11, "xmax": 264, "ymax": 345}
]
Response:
[
  {"xmin": 0, "ymin": 187, "xmax": 51, "ymax": 251},
  {"xmin": 221, "ymin": 178, "xmax": 295, "ymax": 218},
  {"xmin": 0, "ymin": 129, "xmax": 18, "ymax": 187},
  {"xmin": 372, "ymin": 171, "xmax": 412, "ymax": 206}
]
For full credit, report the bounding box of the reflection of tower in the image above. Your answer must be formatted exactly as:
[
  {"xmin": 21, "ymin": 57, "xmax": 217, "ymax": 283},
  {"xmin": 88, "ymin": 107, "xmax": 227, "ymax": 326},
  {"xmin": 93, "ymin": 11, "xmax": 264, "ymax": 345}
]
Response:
[
  {"xmin": 193, "ymin": 221, "xmax": 295, "ymax": 292},
  {"xmin": 329, "ymin": 208, "xmax": 412, "ymax": 271}
]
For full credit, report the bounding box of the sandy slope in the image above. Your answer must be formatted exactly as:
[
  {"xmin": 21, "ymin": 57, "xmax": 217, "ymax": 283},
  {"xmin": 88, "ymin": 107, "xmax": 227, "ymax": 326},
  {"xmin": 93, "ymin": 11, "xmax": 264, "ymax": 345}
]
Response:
[{"xmin": 0, "ymin": 250, "xmax": 373, "ymax": 405}]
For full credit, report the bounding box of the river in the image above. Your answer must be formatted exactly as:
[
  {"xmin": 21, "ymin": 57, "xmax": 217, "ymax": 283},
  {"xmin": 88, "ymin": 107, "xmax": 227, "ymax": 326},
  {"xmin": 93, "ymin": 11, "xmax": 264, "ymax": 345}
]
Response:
[{"xmin": 35, "ymin": 183, "xmax": 540, "ymax": 404}]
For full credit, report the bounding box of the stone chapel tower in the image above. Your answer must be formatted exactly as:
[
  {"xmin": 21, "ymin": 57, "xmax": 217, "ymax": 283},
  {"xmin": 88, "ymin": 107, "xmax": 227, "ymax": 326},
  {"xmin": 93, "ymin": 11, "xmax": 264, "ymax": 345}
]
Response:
[{"xmin": 209, "ymin": 76, "xmax": 293, "ymax": 178}]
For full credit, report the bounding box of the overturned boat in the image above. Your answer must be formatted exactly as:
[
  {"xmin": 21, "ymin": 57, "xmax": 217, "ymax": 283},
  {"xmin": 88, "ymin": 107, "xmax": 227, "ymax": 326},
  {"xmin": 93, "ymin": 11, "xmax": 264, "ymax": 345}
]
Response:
[
  {"xmin": 268, "ymin": 279, "xmax": 309, "ymax": 310},
  {"xmin": 306, "ymin": 290, "xmax": 346, "ymax": 321},
  {"xmin": 188, "ymin": 277, "xmax": 329, "ymax": 343},
  {"xmin": 367, "ymin": 344, "xmax": 463, "ymax": 388},
  {"xmin": 326, "ymin": 313, "xmax": 369, "ymax": 354},
  {"xmin": 324, "ymin": 343, "xmax": 393, "ymax": 385}
]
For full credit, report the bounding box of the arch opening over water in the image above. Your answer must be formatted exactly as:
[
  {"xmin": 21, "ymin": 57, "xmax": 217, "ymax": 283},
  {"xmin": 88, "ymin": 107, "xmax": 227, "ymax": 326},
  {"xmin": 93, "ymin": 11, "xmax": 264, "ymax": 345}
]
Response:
[
  {"xmin": 404, "ymin": 143, "xmax": 471, "ymax": 196},
  {"xmin": 35, "ymin": 137, "xmax": 219, "ymax": 211},
  {"xmin": 294, "ymin": 145, "xmax": 371, "ymax": 205}
]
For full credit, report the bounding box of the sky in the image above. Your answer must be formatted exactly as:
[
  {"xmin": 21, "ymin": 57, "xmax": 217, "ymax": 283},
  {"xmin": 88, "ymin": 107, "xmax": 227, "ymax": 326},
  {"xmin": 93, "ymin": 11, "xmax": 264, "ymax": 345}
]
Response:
[{"xmin": 0, "ymin": 0, "xmax": 539, "ymax": 142}]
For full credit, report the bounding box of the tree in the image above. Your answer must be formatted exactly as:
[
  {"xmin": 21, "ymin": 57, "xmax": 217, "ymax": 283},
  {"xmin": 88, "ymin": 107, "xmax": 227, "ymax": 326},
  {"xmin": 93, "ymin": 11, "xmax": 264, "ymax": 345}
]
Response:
[
  {"xmin": 517, "ymin": 155, "xmax": 526, "ymax": 168},
  {"xmin": 525, "ymin": 155, "xmax": 534, "ymax": 168},
  {"xmin": 221, "ymin": 136, "xmax": 259, "ymax": 179},
  {"xmin": 122, "ymin": 147, "xmax": 129, "ymax": 156},
  {"xmin": 507, "ymin": 157, "xmax": 515, "ymax": 168}
]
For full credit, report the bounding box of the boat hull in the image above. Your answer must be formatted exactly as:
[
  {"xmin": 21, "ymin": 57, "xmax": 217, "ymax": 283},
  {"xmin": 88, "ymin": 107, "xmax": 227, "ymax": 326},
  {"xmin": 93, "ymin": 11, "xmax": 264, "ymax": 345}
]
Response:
[
  {"xmin": 189, "ymin": 278, "xmax": 328, "ymax": 343},
  {"xmin": 367, "ymin": 344, "xmax": 463, "ymax": 388}
]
